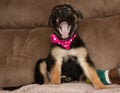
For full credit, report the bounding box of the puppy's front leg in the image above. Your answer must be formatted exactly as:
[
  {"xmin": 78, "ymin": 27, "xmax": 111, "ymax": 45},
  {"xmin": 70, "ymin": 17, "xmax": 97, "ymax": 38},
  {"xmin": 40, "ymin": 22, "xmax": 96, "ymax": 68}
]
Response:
[
  {"xmin": 75, "ymin": 48, "xmax": 106, "ymax": 89},
  {"xmin": 51, "ymin": 61, "xmax": 61, "ymax": 84},
  {"xmin": 79, "ymin": 60, "xmax": 107, "ymax": 89}
]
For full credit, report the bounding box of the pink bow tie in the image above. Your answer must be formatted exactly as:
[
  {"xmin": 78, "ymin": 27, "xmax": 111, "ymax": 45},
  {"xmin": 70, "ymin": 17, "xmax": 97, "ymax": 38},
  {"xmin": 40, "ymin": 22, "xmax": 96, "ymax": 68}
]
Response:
[{"xmin": 50, "ymin": 33, "xmax": 77, "ymax": 50}]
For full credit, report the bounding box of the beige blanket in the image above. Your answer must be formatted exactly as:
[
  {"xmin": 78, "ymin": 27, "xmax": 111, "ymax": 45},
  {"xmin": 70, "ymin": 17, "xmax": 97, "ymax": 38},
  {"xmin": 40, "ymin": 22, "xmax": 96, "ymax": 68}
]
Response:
[{"xmin": 0, "ymin": 83, "xmax": 120, "ymax": 93}]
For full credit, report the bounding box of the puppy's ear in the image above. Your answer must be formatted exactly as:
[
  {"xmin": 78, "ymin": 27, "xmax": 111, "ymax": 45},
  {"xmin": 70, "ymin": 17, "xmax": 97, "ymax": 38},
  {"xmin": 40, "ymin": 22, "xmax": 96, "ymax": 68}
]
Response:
[
  {"xmin": 67, "ymin": 4, "xmax": 83, "ymax": 19},
  {"xmin": 74, "ymin": 9, "xmax": 83, "ymax": 19},
  {"xmin": 48, "ymin": 6, "xmax": 57, "ymax": 27}
]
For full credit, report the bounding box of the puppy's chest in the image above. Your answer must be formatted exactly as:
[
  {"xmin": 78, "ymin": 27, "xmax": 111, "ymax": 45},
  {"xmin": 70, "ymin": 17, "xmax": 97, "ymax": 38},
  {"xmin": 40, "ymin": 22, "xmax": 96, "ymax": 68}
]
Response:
[{"xmin": 51, "ymin": 47, "xmax": 87, "ymax": 62}]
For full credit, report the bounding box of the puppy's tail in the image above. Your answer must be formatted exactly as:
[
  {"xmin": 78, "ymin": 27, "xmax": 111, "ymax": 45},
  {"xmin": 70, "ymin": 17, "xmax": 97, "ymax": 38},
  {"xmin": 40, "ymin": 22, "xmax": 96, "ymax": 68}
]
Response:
[
  {"xmin": 2, "ymin": 85, "xmax": 23, "ymax": 91},
  {"xmin": 2, "ymin": 82, "xmax": 35, "ymax": 91}
]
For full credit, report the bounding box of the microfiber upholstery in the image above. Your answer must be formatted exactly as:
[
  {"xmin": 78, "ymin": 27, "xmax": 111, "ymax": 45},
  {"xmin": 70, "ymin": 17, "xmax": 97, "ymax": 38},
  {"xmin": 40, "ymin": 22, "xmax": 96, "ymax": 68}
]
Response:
[
  {"xmin": 1, "ymin": 0, "xmax": 120, "ymax": 28},
  {"xmin": 0, "ymin": 28, "xmax": 51, "ymax": 87},
  {"xmin": 0, "ymin": 0, "xmax": 65, "ymax": 28},
  {"xmin": 79, "ymin": 15, "xmax": 120, "ymax": 70},
  {"xmin": 66, "ymin": 0, "xmax": 120, "ymax": 19},
  {"xmin": 0, "ymin": 0, "xmax": 120, "ymax": 88}
]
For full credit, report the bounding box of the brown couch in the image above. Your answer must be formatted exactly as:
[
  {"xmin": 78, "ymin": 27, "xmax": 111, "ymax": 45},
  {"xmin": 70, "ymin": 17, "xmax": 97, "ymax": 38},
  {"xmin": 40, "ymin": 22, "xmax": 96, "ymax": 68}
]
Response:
[{"xmin": 0, "ymin": 0, "xmax": 120, "ymax": 92}]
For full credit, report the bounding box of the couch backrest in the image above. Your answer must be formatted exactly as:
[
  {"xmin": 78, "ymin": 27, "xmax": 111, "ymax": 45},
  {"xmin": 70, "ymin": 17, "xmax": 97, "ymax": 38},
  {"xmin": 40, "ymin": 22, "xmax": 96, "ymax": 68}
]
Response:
[
  {"xmin": 79, "ymin": 15, "xmax": 120, "ymax": 69},
  {"xmin": 67, "ymin": 0, "xmax": 120, "ymax": 19},
  {"xmin": 0, "ymin": 0, "xmax": 64, "ymax": 28},
  {"xmin": 0, "ymin": 0, "xmax": 120, "ymax": 28}
]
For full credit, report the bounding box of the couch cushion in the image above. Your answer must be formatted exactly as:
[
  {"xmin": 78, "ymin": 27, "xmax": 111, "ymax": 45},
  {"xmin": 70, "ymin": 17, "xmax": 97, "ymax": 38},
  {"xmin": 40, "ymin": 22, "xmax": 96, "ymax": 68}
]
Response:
[
  {"xmin": 0, "ymin": 16, "xmax": 120, "ymax": 87},
  {"xmin": 1, "ymin": 0, "xmax": 120, "ymax": 28},
  {"xmin": 79, "ymin": 15, "xmax": 120, "ymax": 70},
  {"xmin": 0, "ymin": 27, "xmax": 51, "ymax": 87},
  {"xmin": 67, "ymin": 0, "xmax": 120, "ymax": 19},
  {"xmin": 0, "ymin": 0, "xmax": 65, "ymax": 28}
]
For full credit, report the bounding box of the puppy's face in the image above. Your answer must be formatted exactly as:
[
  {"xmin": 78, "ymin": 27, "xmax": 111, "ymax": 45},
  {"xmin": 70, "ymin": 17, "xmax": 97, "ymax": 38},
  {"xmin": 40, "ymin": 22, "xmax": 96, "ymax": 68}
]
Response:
[{"xmin": 49, "ymin": 4, "xmax": 83, "ymax": 40}]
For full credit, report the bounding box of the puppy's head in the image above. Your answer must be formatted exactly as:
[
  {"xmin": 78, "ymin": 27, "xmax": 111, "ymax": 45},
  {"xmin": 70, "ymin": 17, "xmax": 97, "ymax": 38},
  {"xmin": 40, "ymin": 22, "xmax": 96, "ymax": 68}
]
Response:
[{"xmin": 49, "ymin": 4, "xmax": 83, "ymax": 40}]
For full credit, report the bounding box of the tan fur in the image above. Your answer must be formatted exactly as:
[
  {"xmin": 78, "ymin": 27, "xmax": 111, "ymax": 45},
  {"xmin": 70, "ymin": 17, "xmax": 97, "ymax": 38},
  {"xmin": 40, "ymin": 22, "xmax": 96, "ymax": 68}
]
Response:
[
  {"xmin": 51, "ymin": 47, "xmax": 87, "ymax": 60},
  {"xmin": 39, "ymin": 61, "xmax": 49, "ymax": 84},
  {"xmin": 51, "ymin": 47, "xmax": 106, "ymax": 89},
  {"xmin": 51, "ymin": 62, "xmax": 61, "ymax": 84},
  {"xmin": 80, "ymin": 62, "xmax": 106, "ymax": 89},
  {"xmin": 73, "ymin": 14, "xmax": 78, "ymax": 23}
]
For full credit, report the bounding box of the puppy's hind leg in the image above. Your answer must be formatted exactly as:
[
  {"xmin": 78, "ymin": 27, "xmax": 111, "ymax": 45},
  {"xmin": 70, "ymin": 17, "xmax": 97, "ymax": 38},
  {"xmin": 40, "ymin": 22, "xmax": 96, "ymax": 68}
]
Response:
[{"xmin": 34, "ymin": 59, "xmax": 49, "ymax": 84}]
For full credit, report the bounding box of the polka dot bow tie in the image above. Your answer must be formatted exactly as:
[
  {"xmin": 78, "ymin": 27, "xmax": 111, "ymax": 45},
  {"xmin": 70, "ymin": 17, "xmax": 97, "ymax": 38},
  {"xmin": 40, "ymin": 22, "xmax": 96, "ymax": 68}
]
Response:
[{"xmin": 50, "ymin": 33, "xmax": 77, "ymax": 50}]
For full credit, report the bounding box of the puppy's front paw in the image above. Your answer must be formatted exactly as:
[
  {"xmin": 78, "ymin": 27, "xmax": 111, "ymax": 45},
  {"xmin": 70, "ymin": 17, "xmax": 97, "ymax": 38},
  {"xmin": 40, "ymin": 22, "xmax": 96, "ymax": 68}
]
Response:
[
  {"xmin": 93, "ymin": 83, "xmax": 108, "ymax": 89},
  {"xmin": 93, "ymin": 79, "xmax": 108, "ymax": 89},
  {"xmin": 51, "ymin": 75, "xmax": 61, "ymax": 84}
]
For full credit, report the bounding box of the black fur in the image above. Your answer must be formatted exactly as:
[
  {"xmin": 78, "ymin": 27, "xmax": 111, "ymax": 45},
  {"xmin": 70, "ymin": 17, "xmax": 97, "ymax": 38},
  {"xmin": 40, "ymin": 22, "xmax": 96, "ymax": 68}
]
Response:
[
  {"xmin": 35, "ymin": 4, "xmax": 95, "ymax": 84},
  {"xmin": 34, "ymin": 59, "xmax": 46, "ymax": 84},
  {"xmin": 61, "ymin": 56, "xmax": 83, "ymax": 82}
]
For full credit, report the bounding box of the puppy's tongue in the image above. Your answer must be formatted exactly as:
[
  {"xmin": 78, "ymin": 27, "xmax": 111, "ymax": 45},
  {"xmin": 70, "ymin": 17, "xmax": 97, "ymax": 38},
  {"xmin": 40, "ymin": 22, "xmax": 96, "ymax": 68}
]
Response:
[{"xmin": 59, "ymin": 22, "xmax": 70, "ymax": 39}]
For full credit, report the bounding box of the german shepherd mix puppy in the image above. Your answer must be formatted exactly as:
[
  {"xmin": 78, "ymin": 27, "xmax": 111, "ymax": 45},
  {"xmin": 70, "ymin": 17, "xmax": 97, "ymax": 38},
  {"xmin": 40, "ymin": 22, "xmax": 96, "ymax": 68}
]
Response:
[
  {"xmin": 35, "ymin": 4, "xmax": 106, "ymax": 89},
  {"xmin": 3, "ymin": 4, "xmax": 106, "ymax": 91}
]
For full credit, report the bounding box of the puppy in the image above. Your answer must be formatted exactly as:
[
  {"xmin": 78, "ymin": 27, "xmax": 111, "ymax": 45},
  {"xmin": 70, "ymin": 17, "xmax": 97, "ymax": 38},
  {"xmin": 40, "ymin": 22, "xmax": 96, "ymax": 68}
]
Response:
[
  {"xmin": 3, "ymin": 4, "xmax": 106, "ymax": 90},
  {"xmin": 35, "ymin": 4, "xmax": 106, "ymax": 89}
]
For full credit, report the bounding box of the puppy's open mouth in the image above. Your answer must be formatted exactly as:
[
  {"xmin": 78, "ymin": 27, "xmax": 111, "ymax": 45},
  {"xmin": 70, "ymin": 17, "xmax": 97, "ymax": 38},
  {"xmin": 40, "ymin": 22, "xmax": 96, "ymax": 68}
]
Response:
[{"xmin": 56, "ymin": 18, "xmax": 71, "ymax": 39}]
